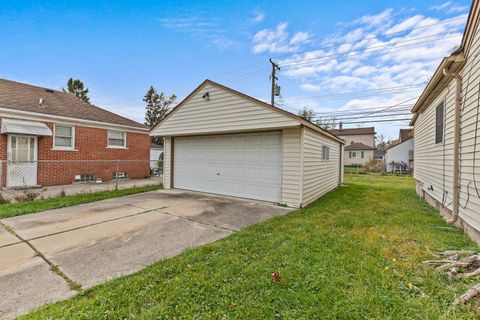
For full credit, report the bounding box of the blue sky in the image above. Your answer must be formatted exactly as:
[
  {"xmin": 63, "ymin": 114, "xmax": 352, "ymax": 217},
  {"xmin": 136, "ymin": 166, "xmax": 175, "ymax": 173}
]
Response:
[{"xmin": 0, "ymin": 0, "xmax": 471, "ymax": 139}]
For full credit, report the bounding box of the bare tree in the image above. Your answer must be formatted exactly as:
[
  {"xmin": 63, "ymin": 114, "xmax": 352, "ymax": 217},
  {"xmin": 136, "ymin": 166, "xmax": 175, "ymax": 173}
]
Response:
[
  {"xmin": 316, "ymin": 116, "xmax": 338, "ymax": 130},
  {"xmin": 298, "ymin": 107, "xmax": 316, "ymax": 122}
]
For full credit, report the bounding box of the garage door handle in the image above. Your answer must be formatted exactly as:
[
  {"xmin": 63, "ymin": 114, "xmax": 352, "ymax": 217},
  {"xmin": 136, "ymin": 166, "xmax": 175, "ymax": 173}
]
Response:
[{"xmin": 216, "ymin": 173, "xmax": 220, "ymax": 175}]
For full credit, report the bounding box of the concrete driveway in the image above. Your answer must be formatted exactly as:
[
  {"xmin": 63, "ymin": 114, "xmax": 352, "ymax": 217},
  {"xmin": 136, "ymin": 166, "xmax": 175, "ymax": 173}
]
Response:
[{"xmin": 0, "ymin": 190, "xmax": 291, "ymax": 319}]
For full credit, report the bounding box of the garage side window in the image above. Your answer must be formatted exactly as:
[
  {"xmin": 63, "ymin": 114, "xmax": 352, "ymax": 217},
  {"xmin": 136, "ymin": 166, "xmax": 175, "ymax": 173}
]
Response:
[
  {"xmin": 108, "ymin": 130, "xmax": 127, "ymax": 148},
  {"xmin": 322, "ymin": 146, "xmax": 330, "ymax": 160},
  {"xmin": 435, "ymin": 102, "xmax": 444, "ymax": 144}
]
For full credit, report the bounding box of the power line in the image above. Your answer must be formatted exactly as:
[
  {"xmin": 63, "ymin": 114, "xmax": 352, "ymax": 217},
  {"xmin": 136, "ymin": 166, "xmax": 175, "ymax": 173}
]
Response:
[
  {"xmin": 273, "ymin": 16, "xmax": 466, "ymax": 61},
  {"xmin": 223, "ymin": 34, "xmax": 460, "ymax": 85},
  {"xmin": 280, "ymin": 34, "xmax": 461, "ymax": 68},
  {"xmin": 325, "ymin": 112, "xmax": 412, "ymax": 120},
  {"xmin": 313, "ymin": 105, "xmax": 413, "ymax": 115},
  {"xmin": 212, "ymin": 16, "xmax": 466, "ymax": 80},
  {"xmin": 281, "ymin": 102, "xmax": 414, "ymax": 116},
  {"xmin": 343, "ymin": 96, "xmax": 418, "ymax": 121},
  {"xmin": 280, "ymin": 83, "xmax": 425, "ymax": 101},
  {"xmin": 338, "ymin": 118, "xmax": 412, "ymax": 124},
  {"xmin": 280, "ymin": 87, "xmax": 424, "ymax": 103}
]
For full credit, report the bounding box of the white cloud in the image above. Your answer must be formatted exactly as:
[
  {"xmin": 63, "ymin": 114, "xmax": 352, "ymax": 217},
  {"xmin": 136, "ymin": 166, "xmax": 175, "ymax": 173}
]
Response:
[
  {"xmin": 299, "ymin": 83, "xmax": 322, "ymax": 92},
  {"xmin": 273, "ymin": 8, "xmax": 467, "ymax": 138},
  {"xmin": 290, "ymin": 32, "xmax": 310, "ymax": 45},
  {"xmin": 385, "ymin": 15, "xmax": 425, "ymax": 34},
  {"xmin": 251, "ymin": 11, "xmax": 266, "ymax": 24},
  {"xmin": 157, "ymin": 16, "xmax": 233, "ymax": 50},
  {"xmin": 251, "ymin": 22, "xmax": 310, "ymax": 53},
  {"xmin": 431, "ymin": 2, "xmax": 468, "ymax": 14},
  {"xmin": 356, "ymin": 8, "xmax": 393, "ymax": 29}
]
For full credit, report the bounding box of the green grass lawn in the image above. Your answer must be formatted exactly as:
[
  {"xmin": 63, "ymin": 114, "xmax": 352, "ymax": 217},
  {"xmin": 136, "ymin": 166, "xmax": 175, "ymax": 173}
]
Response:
[
  {"xmin": 21, "ymin": 175, "xmax": 480, "ymax": 319},
  {"xmin": 344, "ymin": 166, "xmax": 366, "ymax": 174},
  {"xmin": 0, "ymin": 185, "xmax": 162, "ymax": 219}
]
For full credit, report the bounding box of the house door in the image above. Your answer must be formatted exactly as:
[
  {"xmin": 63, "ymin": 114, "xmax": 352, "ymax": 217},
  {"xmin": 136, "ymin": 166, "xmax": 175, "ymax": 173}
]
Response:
[{"xmin": 7, "ymin": 135, "xmax": 38, "ymax": 188}]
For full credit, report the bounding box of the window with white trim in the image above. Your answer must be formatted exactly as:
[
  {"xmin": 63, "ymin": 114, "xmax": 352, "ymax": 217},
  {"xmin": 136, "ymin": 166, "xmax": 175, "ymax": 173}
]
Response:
[
  {"xmin": 435, "ymin": 102, "xmax": 444, "ymax": 144},
  {"xmin": 108, "ymin": 130, "xmax": 126, "ymax": 148},
  {"xmin": 54, "ymin": 124, "xmax": 75, "ymax": 149},
  {"xmin": 322, "ymin": 146, "xmax": 330, "ymax": 160}
]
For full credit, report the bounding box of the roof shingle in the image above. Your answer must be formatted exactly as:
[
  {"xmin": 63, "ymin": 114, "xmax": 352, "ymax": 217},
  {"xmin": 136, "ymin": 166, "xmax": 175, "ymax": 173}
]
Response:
[
  {"xmin": 329, "ymin": 127, "xmax": 375, "ymax": 136},
  {"xmin": 0, "ymin": 79, "xmax": 147, "ymax": 130},
  {"xmin": 345, "ymin": 142, "xmax": 376, "ymax": 151}
]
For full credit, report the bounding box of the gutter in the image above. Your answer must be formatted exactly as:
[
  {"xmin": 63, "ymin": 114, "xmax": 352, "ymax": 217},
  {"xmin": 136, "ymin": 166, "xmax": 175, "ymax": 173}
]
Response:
[{"xmin": 442, "ymin": 54, "xmax": 464, "ymax": 224}]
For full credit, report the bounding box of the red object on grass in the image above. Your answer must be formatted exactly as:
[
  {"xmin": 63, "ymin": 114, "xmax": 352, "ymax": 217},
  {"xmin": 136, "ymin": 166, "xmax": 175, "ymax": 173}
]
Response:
[{"xmin": 272, "ymin": 272, "xmax": 281, "ymax": 282}]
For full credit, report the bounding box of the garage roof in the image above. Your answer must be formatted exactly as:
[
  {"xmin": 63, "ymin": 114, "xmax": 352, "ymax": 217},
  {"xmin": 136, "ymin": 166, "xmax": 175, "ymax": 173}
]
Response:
[{"xmin": 151, "ymin": 80, "xmax": 344, "ymax": 144}]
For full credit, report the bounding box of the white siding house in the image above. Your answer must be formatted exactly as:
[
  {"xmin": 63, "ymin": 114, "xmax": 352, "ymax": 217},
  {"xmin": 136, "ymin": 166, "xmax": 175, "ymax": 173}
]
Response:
[
  {"xmin": 151, "ymin": 80, "xmax": 344, "ymax": 208},
  {"xmin": 385, "ymin": 134, "xmax": 414, "ymax": 173},
  {"xmin": 411, "ymin": 0, "xmax": 480, "ymax": 242}
]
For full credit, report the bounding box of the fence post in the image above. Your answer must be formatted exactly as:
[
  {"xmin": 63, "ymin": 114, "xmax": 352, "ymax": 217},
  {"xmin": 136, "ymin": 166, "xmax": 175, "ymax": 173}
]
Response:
[{"xmin": 115, "ymin": 160, "xmax": 120, "ymax": 191}]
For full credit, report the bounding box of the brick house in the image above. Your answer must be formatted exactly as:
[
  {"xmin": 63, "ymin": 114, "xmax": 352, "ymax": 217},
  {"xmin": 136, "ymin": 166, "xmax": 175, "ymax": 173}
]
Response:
[{"xmin": 0, "ymin": 78, "xmax": 150, "ymax": 188}]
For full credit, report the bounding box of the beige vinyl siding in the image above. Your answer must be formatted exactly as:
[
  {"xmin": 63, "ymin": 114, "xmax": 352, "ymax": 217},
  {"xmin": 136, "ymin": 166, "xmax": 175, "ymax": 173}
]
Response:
[
  {"xmin": 458, "ymin": 19, "xmax": 480, "ymax": 232},
  {"xmin": 151, "ymin": 84, "xmax": 300, "ymax": 137},
  {"xmin": 414, "ymin": 82, "xmax": 455, "ymax": 211},
  {"xmin": 281, "ymin": 128, "xmax": 302, "ymax": 207},
  {"xmin": 302, "ymin": 127, "xmax": 341, "ymax": 206},
  {"xmin": 414, "ymin": 18, "xmax": 480, "ymax": 232},
  {"xmin": 163, "ymin": 137, "xmax": 171, "ymax": 189}
]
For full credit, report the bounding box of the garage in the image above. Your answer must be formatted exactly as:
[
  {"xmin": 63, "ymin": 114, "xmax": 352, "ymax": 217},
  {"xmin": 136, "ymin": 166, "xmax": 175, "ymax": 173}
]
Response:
[
  {"xmin": 174, "ymin": 132, "xmax": 282, "ymax": 202},
  {"xmin": 150, "ymin": 80, "xmax": 344, "ymax": 208}
]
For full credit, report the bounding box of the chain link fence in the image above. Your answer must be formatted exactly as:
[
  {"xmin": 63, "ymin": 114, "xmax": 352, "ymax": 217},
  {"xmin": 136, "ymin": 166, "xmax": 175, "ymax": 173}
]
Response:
[{"xmin": 0, "ymin": 159, "xmax": 163, "ymax": 203}]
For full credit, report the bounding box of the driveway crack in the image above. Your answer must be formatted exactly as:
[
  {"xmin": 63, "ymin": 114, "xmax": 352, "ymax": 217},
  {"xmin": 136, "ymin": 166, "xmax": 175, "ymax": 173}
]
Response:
[
  {"xmin": 157, "ymin": 210, "xmax": 238, "ymax": 232},
  {"xmin": 0, "ymin": 221, "xmax": 82, "ymax": 292}
]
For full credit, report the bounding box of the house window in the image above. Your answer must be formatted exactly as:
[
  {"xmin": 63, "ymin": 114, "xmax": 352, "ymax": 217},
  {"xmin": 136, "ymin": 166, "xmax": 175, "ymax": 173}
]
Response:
[
  {"xmin": 435, "ymin": 102, "xmax": 444, "ymax": 144},
  {"xmin": 54, "ymin": 124, "xmax": 75, "ymax": 149},
  {"xmin": 361, "ymin": 151, "xmax": 364, "ymax": 159},
  {"xmin": 108, "ymin": 130, "xmax": 126, "ymax": 148},
  {"xmin": 349, "ymin": 151, "xmax": 357, "ymax": 158},
  {"xmin": 322, "ymin": 146, "xmax": 330, "ymax": 160}
]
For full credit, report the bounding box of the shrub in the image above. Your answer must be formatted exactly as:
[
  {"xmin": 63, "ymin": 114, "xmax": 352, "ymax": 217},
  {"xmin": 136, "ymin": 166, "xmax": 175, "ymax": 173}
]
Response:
[
  {"xmin": 0, "ymin": 193, "xmax": 10, "ymax": 205},
  {"xmin": 14, "ymin": 190, "xmax": 42, "ymax": 203},
  {"xmin": 364, "ymin": 159, "xmax": 384, "ymax": 173}
]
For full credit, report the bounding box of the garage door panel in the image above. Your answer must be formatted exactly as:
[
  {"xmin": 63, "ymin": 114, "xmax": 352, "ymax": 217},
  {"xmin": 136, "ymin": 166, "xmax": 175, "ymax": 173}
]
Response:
[{"xmin": 174, "ymin": 132, "xmax": 282, "ymax": 202}]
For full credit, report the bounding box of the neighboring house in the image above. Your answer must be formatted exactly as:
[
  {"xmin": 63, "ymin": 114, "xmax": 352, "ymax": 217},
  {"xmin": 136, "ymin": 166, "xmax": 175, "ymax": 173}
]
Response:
[
  {"xmin": 150, "ymin": 142, "xmax": 163, "ymax": 168},
  {"xmin": 150, "ymin": 79, "xmax": 345, "ymax": 208},
  {"xmin": 0, "ymin": 78, "xmax": 150, "ymax": 188},
  {"xmin": 374, "ymin": 149, "xmax": 385, "ymax": 161},
  {"xmin": 385, "ymin": 129, "xmax": 414, "ymax": 173},
  {"xmin": 411, "ymin": 0, "xmax": 480, "ymax": 242},
  {"xmin": 329, "ymin": 126, "xmax": 376, "ymax": 166}
]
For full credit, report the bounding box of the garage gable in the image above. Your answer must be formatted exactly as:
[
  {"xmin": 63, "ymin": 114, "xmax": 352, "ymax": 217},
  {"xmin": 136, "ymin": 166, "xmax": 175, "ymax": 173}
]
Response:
[{"xmin": 150, "ymin": 80, "xmax": 301, "ymax": 137}]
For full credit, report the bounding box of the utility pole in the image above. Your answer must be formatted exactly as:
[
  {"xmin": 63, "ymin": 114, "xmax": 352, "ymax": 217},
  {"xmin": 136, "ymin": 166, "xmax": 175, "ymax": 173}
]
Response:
[{"xmin": 269, "ymin": 58, "xmax": 280, "ymax": 107}]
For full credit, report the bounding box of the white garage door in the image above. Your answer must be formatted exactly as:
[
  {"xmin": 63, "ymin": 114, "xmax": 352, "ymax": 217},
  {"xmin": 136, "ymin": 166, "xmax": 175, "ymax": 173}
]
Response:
[{"xmin": 174, "ymin": 131, "xmax": 282, "ymax": 202}]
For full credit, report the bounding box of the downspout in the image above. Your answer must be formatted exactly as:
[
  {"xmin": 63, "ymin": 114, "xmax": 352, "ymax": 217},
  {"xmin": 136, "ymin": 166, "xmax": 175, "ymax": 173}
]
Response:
[{"xmin": 442, "ymin": 64, "xmax": 462, "ymax": 224}]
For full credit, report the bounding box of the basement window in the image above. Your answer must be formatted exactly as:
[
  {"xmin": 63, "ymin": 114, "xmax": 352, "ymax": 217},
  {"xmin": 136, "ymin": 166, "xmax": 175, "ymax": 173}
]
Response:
[
  {"xmin": 113, "ymin": 172, "xmax": 129, "ymax": 180},
  {"xmin": 435, "ymin": 102, "xmax": 444, "ymax": 144},
  {"xmin": 75, "ymin": 174, "xmax": 96, "ymax": 183}
]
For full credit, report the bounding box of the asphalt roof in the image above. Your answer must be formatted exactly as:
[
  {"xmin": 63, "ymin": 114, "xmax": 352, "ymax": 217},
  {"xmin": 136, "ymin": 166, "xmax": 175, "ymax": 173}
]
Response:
[{"xmin": 0, "ymin": 78, "xmax": 147, "ymax": 129}]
